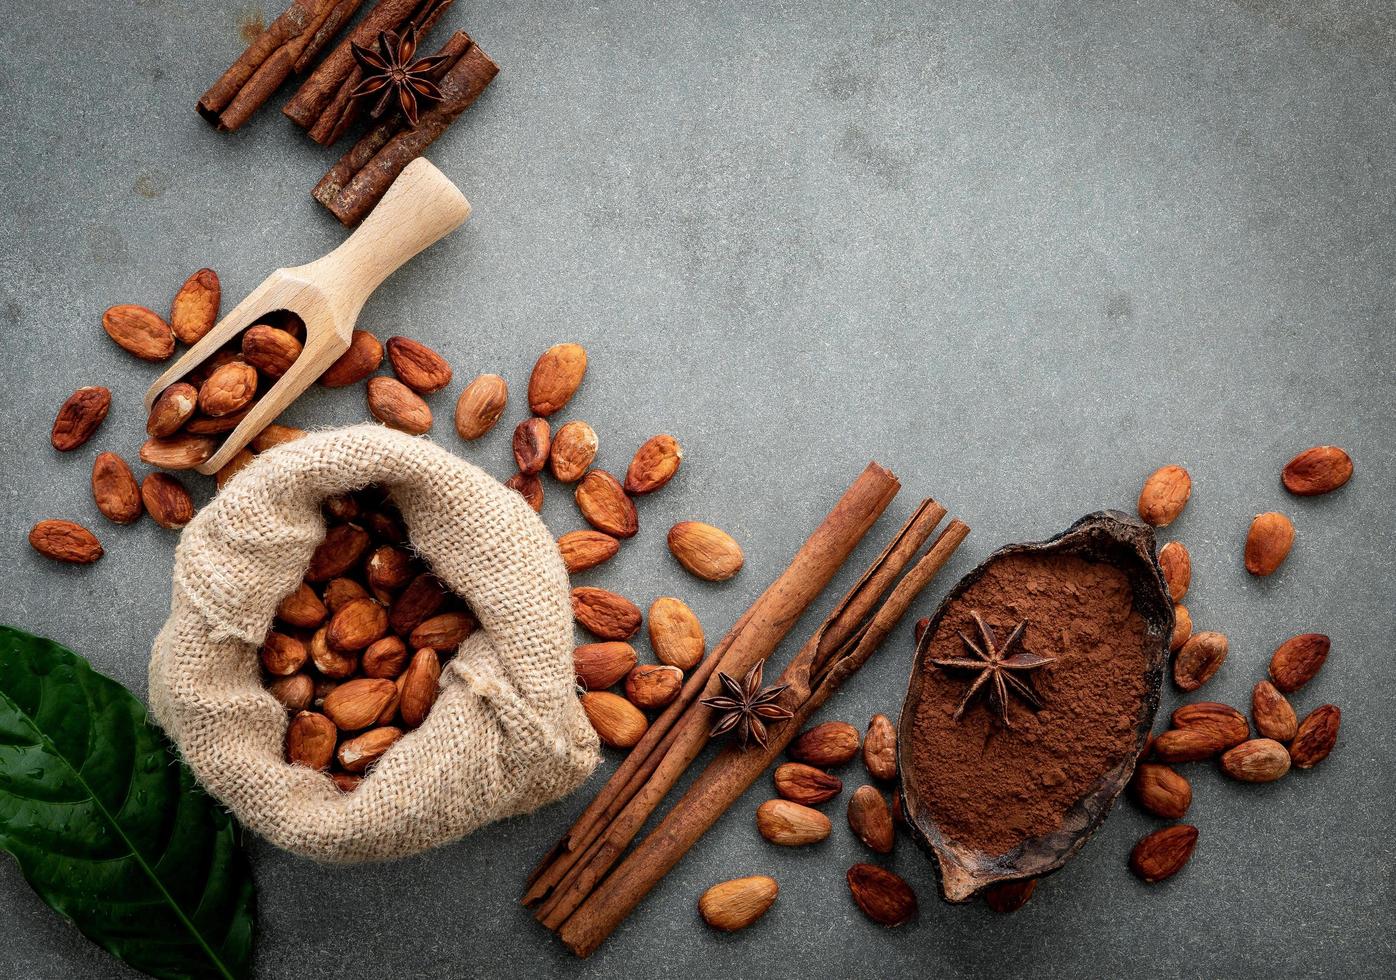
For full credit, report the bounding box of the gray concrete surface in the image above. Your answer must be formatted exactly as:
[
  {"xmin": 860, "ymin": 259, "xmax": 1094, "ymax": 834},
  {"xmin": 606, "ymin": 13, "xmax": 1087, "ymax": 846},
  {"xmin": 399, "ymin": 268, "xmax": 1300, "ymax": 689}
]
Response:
[{"xmin": 1, "ymin": 0, "xmax": 1393, "ymax": 977}]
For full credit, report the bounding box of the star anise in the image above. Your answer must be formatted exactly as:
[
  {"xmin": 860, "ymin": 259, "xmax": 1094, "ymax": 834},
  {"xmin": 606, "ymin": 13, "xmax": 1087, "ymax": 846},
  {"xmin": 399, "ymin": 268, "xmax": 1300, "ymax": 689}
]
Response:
[
  {"xmin": 701, "ymin": 660, "xmax": 793, "ymax": 750},
  {"xmin": 930, "ymin": 611, "xmax": 1054, "ymax": 727},
  {"xmin": 350, "ymin": 26, "xmax": 451, "ymax": 127}
]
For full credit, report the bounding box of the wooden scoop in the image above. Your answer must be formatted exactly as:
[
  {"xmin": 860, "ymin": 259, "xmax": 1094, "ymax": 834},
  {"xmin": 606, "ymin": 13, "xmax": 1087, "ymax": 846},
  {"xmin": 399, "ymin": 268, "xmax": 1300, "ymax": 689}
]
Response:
[{"xmin": 144, "ymin": 158, "xmax": 471, "ymax": 475}]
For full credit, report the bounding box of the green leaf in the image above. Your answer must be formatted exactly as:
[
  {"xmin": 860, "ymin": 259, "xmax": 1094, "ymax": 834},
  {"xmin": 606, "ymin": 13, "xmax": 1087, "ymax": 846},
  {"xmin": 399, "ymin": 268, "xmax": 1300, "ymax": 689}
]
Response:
[{"xmin": 0, "ymin": 626, "xmax": 255, "ymax": 980}]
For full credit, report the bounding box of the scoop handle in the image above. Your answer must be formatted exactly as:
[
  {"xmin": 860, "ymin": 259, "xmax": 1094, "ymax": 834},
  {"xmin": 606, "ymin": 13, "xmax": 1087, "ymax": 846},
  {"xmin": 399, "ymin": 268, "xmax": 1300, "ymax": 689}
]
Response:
[{"xmin": 300, "ymin": 159, "xmax": 472, "ymax": 320}]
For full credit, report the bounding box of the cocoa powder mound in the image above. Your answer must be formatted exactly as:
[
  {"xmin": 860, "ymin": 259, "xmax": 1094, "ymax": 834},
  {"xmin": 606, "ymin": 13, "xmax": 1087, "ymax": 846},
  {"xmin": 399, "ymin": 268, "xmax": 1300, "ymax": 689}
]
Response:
[{"xmin": 909, "ymin": 552, "xmax": 1147, "ymax": 856}]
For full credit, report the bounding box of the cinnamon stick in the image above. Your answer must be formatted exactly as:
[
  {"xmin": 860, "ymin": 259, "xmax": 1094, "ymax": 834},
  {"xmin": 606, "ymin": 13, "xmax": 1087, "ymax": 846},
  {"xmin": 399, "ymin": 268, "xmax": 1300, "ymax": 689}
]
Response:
[
  {"xmin": 558, "ymin": 514, "xmax": 971, "ymax": 957},
  {"xmin": 535, "ymin": 501, "xmax": 949, "ymax": 930},
  {"xmin": 284, "ymin": 0, "xmax": 451, "ymax": 142},
  {"xmin": 312, "ymin": 36, "xmax": 498, "ymax": 226},
  {"xmin": 522, "ymin": 463, "xmax": 901, "ymax": 912},
  {"xmin": 197, "ymin": 0, "xmax": 363, "ymax": 132},
  {"xmin": 293, "ymin": 0, "xmax": 364, "ymax": 74}
]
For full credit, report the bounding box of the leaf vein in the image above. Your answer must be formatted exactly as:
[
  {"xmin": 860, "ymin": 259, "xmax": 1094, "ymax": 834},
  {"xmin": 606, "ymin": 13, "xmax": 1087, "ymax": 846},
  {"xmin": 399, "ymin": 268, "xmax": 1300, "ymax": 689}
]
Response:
[{"xmin": 0, "ymin": 638, "xmax": 238, "ymax": 980}]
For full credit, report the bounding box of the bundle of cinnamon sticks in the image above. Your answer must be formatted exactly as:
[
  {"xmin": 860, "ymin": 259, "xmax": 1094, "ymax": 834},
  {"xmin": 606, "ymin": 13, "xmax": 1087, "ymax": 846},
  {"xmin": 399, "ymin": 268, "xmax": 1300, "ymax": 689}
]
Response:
[
  {"xmin": 313, "ymin": 32, "xmax": 497, "ymax": 226},
  {"xmin": 198, "ymin": 0, "xmax": 364, "ymax": 133},
  {"xmin": 523, "ymin": 463, "xmax": 970, "ymax": 957},
  {"xmin": 197, "ymin": 0, "xmax": 496, "ymax": 224}
]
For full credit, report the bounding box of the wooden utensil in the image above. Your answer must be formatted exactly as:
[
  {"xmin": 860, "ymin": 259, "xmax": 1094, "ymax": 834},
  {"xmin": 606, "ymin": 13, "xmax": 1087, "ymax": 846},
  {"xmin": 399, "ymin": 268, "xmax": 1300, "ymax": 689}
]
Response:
[{"xmin": 143, "ymin": 158, "xmax": 471, "ymax": 476}]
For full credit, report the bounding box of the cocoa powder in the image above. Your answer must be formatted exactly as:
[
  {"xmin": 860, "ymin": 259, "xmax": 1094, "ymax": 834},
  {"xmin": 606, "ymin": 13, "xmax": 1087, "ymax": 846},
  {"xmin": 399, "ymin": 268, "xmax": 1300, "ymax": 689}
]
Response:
[{"xmin": 908, "ymin": 552, "xmax": 1147, "ymax": 855}]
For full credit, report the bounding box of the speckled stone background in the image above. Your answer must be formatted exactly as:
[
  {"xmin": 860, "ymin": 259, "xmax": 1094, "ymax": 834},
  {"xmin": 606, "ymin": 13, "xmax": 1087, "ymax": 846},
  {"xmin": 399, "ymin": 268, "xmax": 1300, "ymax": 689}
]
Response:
[{"xmin": 1, "ymin": 0, "xmax": 1393, "ymax": 977}]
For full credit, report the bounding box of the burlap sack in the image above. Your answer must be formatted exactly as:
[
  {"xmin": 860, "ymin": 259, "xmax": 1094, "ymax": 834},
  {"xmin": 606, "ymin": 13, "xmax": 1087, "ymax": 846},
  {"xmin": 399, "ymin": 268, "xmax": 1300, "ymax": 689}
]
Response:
[{"xmin": 148, "ymin": 424, "xmax": 600, "ymax": 863}]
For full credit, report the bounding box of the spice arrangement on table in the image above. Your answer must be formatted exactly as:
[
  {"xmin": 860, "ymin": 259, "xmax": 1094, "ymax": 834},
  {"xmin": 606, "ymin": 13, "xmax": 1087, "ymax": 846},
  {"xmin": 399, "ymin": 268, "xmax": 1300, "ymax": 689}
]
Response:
[
  {"xmin": 0, "ymin": 3, "xmax": 1365, "ymax": 978},
  {"xmin": 198, "ymin": 0, "xmax": 496, "ymax": 224}
]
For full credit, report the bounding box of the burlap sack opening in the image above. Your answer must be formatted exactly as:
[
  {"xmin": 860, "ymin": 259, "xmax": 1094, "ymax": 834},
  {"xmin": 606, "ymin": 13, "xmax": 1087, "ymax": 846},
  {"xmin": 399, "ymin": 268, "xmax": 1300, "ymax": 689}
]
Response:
[{"xmin": 148, "ymin": 424, "xmax": 600, "ymax": 863}]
